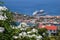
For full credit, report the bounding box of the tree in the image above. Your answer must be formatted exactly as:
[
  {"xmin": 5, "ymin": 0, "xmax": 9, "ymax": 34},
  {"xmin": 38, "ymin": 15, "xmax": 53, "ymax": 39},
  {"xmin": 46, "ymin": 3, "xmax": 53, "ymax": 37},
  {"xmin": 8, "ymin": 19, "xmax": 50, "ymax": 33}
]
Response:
[
  {"xmin": 0, "ymin": 9, "xmax": 15, "ymax": 40},
  {"xmin": 38, "ymin": 28, "xmax": 47, "ymax": 36}
]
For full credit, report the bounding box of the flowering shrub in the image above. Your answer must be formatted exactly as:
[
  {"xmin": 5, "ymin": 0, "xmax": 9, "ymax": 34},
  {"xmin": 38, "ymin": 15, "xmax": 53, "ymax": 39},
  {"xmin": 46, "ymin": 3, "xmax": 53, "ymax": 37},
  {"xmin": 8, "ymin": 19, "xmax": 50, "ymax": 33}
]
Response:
[{"xmin": 12, "ymin": 27, "xmax": 43, "ymax": 40}]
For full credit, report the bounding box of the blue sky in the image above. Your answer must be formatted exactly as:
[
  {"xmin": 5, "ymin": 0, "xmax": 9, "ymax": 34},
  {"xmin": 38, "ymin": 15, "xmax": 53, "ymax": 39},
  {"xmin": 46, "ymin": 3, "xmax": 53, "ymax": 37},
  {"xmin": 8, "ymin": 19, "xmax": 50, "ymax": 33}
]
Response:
[{"xmin": 1, "ymin": 0, "xmax": 60, "ymax": 16}]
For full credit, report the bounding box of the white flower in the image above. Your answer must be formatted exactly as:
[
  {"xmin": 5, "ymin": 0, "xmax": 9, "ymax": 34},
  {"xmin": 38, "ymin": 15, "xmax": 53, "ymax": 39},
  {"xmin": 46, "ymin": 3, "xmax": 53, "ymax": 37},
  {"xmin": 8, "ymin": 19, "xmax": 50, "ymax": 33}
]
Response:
[
  {"xmin": 0, "ymin": 27, "xmax": 4, "ymax": 33},
  {"xmin": 31, "ymin": 28, "xmax": 38, "ymax": 33},
  {"xmin": 12, "ymin": 27, "xmax": 15, "ymax": 29},
  {"xmin": 36, "ymin": 35, "xmax": 42, "ymax": 39},
  {"xmin": 23, "ymin": 32, "xmax": 27, "ymax": 36},
  {"xmin": 0, "ymin": 6, "xmax": 7, "ymax": 11},
  {"xmin": 0, "ymin": 15, "xmax": 7, "ymax": 20},
  {"xmin": 19, "ymin": 33, "xmax": 22, "ymax": 36},
  {"xmin": 13, "ymin": 36, "xmax": 18, "ymax": 39},
  {"xmin": 27, "ymin": 31, "xmax": 32, "ymax": 34},
  {"xmin": 12, "ymin": 27, "xmax": 18, "ymax": 29},
  {"xmin": 27, "ymin": 35, "xmax": 32, "ymax": 38},
  {"xmin": 32, "ymin": 34, "xmax": 36, "ymax": 37},
  {"xmin": 36, "ymin": 39, "xmax": 40, "ymax": 40},
  {"xmin": 20, "ymin": 28, "xmax": 24, "ymax": 30},
  {"xmin": 19, "ymin": 32, "xmax": 27, "ymax": 36},
  {"xmin": 42, "ymin": 33, "xmax": 45, "ymax": 35}
]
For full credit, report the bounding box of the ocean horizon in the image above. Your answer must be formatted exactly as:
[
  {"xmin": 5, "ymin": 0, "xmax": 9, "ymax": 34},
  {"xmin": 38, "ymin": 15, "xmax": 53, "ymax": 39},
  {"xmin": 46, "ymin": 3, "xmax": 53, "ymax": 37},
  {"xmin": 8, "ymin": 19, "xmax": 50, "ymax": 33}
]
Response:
[{"xmin": 1, "ymin": 0, "xmax": 60, "ymax": 16}]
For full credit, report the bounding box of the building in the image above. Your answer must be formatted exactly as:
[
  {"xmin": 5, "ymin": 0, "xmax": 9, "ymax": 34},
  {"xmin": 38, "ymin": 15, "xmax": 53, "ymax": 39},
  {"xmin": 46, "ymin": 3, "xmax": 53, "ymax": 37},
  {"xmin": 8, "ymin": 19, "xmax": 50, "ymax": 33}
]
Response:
[
  {"xmin": 53, "ymin": 24, "xmax": 60, "ymax": 30},
  {"xmin": 39, "ymin": 24, "xmax": 57, "ymax": 36},
  {"xmin": 45, "ymin": 25, "xmax": 57, "ymax": 36}
]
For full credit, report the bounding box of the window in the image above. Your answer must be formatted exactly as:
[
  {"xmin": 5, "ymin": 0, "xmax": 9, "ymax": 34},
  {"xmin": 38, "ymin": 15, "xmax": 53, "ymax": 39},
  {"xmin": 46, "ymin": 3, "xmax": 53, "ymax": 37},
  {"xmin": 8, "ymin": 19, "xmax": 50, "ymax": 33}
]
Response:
[
  {"xmin": 50, "ymin": 30, "xmax": 52, "ymax": 32},
  {"xmin": 54, "ymin": 30, "xmax": 55, "ymax": 32}
]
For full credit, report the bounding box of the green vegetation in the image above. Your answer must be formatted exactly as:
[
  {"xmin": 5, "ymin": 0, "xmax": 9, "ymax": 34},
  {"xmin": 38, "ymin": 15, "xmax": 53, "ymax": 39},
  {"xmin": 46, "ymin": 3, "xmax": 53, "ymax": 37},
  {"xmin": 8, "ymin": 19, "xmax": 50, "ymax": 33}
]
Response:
[
  {"xmin": 38, "ymin": 28, "xmax": 47, "ymax": 36},
  {"xmin": 0, "ymin": 10, "xmax": 13, "ymax": 40},
  {"xmin": 0, "ymin": 1, "xmax": 60, "ymax": 40}
]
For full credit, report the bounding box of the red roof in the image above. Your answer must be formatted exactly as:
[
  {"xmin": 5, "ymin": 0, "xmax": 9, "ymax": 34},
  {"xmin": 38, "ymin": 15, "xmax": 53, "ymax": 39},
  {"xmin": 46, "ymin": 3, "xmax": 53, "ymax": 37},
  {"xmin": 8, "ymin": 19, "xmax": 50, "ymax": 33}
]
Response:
[
  {"xmin": 39, "ymin": 24, "xmax": 57, "ymax": 30},
  {"xmin": 45, "ymin": 25, "xmax": 57, "ymax": 30}
]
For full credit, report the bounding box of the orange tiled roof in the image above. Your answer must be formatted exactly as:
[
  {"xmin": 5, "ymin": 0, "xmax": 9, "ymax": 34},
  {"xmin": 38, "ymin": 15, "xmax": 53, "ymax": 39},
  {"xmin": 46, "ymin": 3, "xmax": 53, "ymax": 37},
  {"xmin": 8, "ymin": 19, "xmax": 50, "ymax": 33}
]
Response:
[
  {"xmin": 45, "ymin": 25, "xmax": 57, "ymax": 30},
  {"xmin": 39, "ymin": 24, "xmax": 57, "ymax": 30}
]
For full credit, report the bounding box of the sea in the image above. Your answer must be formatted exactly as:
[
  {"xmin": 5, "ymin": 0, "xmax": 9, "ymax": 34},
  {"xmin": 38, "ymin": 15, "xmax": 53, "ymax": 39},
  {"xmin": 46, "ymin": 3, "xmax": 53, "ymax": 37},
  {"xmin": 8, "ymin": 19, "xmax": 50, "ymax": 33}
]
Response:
[{"xmin": 1, "ymin": 0, "xmax": 60, "ymax": 16}]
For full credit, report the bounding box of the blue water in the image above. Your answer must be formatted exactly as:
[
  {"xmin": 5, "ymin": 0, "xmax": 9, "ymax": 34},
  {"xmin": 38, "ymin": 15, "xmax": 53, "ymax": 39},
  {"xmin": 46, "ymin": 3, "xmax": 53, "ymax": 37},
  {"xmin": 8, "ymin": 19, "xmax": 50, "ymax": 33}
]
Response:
[
  {"xmin": 1, "ymin": 0, "xmax": 60, "ymax": 16},
  {"xmin": 11, "ymin": 22, "xmax": 21, "ymax": 26}
]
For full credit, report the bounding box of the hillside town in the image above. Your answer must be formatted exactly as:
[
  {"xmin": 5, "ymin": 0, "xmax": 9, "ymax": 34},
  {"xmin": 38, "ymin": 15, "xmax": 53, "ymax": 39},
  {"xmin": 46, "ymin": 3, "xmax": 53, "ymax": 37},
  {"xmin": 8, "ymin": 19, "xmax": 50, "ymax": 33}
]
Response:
[
  {"xmin": 0, "ymin": 6, "xmax": 60, "ymax": 40},
  {"xmin": 13, "ymin": 9, "xmax": 60, "ymax": 30}
]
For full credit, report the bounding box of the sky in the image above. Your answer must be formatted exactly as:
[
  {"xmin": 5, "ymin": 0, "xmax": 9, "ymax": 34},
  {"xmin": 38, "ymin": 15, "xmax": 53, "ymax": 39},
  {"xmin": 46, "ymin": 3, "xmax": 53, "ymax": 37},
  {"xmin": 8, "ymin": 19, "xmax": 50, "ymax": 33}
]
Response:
[{"xmin": 1, "ymin": 0, "xmax": 60, "ymax": 16}]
